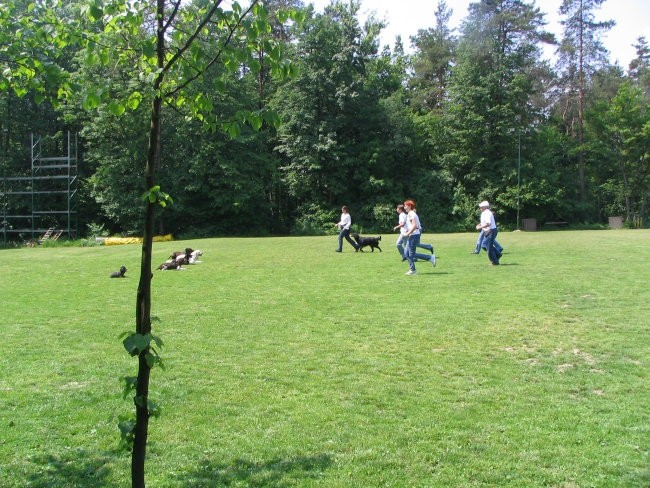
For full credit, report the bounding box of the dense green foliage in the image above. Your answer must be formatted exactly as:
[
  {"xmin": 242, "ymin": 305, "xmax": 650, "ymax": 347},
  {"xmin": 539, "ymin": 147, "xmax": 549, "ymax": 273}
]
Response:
[
  {"xmin": 3, "ymin": 2, "xmax": 304, "ymax": 486},
  {"xmin": 2, "ymin": 0, "xmax": 649, "ymax": 241}
]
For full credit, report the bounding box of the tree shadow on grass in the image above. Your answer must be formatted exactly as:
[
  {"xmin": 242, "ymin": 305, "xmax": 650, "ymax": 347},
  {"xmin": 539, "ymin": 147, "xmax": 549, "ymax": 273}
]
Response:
[
  {"xmin": 174, "ymin": 453, "xmax": 333, "ymax": 487},
  {"xmin": 27, "ymin": 450, "xmax": 117, "ymax": 488}
]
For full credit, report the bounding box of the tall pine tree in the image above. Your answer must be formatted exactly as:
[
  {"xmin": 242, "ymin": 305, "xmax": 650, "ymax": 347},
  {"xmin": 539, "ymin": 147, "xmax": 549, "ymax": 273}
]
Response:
[{"xmin": 555, "ymin": 0, "xmax": 613, "ymax": 203}]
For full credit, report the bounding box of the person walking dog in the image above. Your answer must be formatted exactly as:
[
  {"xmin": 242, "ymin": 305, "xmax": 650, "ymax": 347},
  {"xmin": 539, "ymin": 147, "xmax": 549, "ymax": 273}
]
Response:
[{"xmin": 335, "ymin": 205, "xmax": 359, "ymax": 252}]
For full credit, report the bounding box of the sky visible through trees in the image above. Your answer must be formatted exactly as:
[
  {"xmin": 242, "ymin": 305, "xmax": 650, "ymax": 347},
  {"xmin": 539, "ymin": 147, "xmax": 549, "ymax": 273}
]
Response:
[{"xmin": 310, "ymin": 0, "xmax": 650, "ymax": 66}]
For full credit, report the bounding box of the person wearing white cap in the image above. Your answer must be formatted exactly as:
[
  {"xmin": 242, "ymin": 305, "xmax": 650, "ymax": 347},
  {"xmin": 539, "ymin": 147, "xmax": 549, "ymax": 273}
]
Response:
[{"xmin": 475, "ymin": 200, "xmax": 500, "ymax": 265}]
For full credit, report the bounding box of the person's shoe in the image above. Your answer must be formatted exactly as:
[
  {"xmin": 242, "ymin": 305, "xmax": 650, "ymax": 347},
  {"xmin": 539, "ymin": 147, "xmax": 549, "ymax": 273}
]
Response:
[
  {"xmin": 401, "ymin": 257, "xmax": 407, "ymax": 262},
  {"xmin": 335, "ymin": 249, "xmax": 342, "ymax": 252},
  {"xmin": 431, "ymin": 254, "xmax": 436, "ymax": 267},
  {"xmin": 471, "ymin": 251, "xmax": 479, "ymax": 254},
  {"xmin": 405, "ymin": 270, "xmax": 417, "ymax": 275},
  {"xmin": 430, "ymin": 247, "xmax": 435, "ymax": 254},
  {"xmin": 491, "ymin": 262, "xmax": 499, "ymax": 266},
  {"xmin": 497, "ymin": 252, "xmax": 502, "ymax": 258}
]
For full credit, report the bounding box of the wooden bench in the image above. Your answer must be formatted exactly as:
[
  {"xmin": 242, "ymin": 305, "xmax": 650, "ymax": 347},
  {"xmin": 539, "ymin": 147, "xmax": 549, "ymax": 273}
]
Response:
[{"xmin": 543, "ymin": 221, "xmax": 568, "ymax": 228}]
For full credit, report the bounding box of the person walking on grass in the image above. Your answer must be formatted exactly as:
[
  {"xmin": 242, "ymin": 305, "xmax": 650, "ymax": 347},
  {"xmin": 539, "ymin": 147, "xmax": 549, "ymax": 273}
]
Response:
[
  {"xmin": 335, "ymin": 205, "xmax": 359, "ymax": 252},
  {"xmin": 394, "ymin": 204, "xmax": 409, "ymax": 260},
  {"xmin": 394, "ymin": 204, "xmax": 435, "ymax": 261},
  {"xmin": 414, "ymin": 209, "xmax": 435, "ymax": 256},
  {"xmin": 403, "ymin": 200, "xmax": 436, "ymax": 275},
  {"xmin": 473, "ymin": 228, "xmax": 503, "ymax": 256},
  {"xmin": 475, "ymin": 200, "xmax": 500, "ymax": 265}
]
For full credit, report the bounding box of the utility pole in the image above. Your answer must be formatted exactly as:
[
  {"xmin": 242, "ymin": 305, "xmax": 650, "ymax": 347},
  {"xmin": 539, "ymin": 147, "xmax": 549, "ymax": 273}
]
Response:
[{"xmin": 517, "ymin": 127, "xmax": 521, "ymax": 231}]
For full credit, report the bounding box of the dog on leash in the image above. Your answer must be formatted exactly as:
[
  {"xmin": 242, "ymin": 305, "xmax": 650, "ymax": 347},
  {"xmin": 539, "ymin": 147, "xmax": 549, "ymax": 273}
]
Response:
[
  {"xmin": 350, "ymin": 233, "xmax": 382, "ymax": 252},
  {"xmin": 110, "ymin": 265, "xmax": 127, "ymax": 278}
]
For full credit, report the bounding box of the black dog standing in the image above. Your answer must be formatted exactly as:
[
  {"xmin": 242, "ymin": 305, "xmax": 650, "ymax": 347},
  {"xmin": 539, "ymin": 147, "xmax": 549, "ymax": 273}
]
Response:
[{"xmin": 350, "ymin": 233, "xmax": 382, "ymax": 252}]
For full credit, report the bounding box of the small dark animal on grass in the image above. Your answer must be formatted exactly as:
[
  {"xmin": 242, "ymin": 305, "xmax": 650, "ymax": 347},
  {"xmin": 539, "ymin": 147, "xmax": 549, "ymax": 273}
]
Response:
[
  {"xmin": 110, "ymin": 265, "xmax": 127, "ymax": 278},
  {"xmin": 350, "ymin": 233, "xmax": 382, "ymax": 252}
]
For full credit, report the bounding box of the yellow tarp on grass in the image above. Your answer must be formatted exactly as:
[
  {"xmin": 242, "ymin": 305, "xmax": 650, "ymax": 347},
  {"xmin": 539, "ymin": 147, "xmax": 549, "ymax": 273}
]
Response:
[{"xmin": 103, "ymin": 234, "xmax": 174, "ymax": 246}]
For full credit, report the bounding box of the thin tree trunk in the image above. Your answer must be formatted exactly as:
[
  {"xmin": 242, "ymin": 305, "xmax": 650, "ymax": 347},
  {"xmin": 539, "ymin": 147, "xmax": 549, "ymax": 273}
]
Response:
[
  {"xmin": 578, "ymin": 0, "xmax": 586, "ymax": 201},
  {"xmin": 132, "ymin": 0, "xmax": 165, "ymax": 485},
  {"xmin": 132, "ymin": 92, "xmax": 161, "ymax": 488}
]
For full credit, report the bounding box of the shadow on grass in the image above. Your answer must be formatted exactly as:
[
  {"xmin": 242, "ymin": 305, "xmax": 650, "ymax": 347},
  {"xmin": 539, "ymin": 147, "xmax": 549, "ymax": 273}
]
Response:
[
  {"xmin": 27, "ymin": 450, "xmax": 117, "ymax": 488},
  {"xmin": 174, "ymin": 453, "xmax": 333, "ymax": 487}
]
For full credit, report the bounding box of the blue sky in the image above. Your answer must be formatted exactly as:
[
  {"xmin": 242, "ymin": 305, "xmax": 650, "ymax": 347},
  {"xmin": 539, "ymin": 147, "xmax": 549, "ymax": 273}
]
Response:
[{"xmin": 309, "ymin": 0, "xmax": 650, "ymax": 68}]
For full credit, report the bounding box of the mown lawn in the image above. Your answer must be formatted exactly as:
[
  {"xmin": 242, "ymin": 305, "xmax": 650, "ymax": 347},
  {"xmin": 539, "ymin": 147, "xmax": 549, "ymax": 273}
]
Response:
[{"xmin": 0, "ymin": 230, "xmax": 648, "ymax": 487}]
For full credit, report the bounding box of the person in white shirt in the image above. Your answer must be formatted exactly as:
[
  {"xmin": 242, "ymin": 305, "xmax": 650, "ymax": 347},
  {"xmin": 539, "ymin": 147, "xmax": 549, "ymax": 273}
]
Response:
[
  {"xmin": 475, "ymin": 200, "xmax": 500, "ymax": 265},
  {"xmin": 334, "ymin": 205, "xmax": 359, "ymax": 252},
  {"xmin": 394, "ymin": 204, "xmax": 434, "ymax": 261},
  {"xmin": 403, "ymin": 200, "xmax": 436, "ymax": 275}
]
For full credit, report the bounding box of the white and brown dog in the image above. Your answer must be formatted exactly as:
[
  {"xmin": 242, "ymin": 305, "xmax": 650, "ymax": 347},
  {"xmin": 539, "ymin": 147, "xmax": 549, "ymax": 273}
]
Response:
[{"xmin": 189, "ymin": 249, "xmax": 203, "ymax": 264}]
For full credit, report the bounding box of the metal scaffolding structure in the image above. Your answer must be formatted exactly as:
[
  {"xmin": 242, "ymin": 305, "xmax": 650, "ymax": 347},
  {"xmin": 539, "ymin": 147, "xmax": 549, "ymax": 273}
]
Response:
[{"xmin": 1, "ymin": 132, "xmax": 78, "ymax": 245}]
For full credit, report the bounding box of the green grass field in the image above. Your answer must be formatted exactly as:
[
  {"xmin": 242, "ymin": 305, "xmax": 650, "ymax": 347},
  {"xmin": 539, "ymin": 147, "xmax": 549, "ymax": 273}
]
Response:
[{"xmin": 1, "ymin": 230, "xmax": 648, "ymax": 487}]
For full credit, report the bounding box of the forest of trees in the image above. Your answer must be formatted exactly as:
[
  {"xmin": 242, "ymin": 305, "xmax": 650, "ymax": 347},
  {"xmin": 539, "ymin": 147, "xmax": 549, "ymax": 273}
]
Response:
[{"xmin": 2, "ymin": 0, "xmax": 649, "ymax": 242}]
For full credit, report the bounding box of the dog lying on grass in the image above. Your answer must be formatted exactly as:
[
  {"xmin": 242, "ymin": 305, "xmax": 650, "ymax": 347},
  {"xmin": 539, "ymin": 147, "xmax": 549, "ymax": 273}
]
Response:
[
  {"xmin": 189, "ymin": 249, "xmax": 203, "ymax": 264},
  {"xmin": 350, "ymin": 233, "xmax": 382, "ymax": 252},
  {"xmin": 171, "ymin": 249, "xmax": 203, "ymax": 265},
  {"xmin": 159, "ymin": 248, "xmax": 203, "ymax": 270},
  {"xmin": 157, "ymin": 261, "xmax": 184, "ymax": 271},
  {"xmin": 110, "ymin": 265, "xmax": 127, "ymax": 278},
  {"xmin": 170, "ymin": 248, "xmax": 194, "ymax": 261}
]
